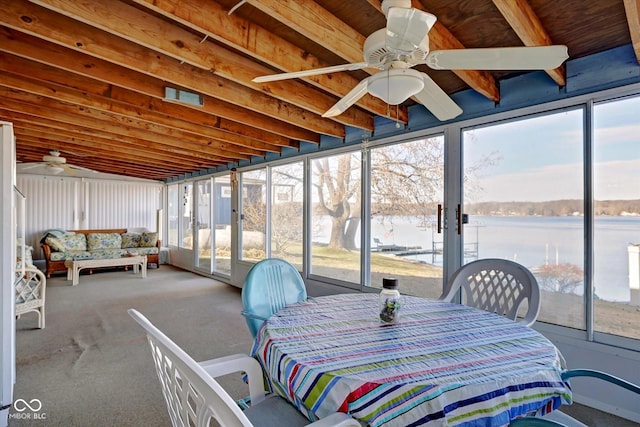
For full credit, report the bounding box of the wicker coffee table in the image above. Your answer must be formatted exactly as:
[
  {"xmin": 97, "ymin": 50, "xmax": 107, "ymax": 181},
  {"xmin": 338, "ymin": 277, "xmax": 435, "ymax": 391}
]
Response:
[{"xmin": 64, "ymin": 255, "xmax": 147, "ymax": 286}]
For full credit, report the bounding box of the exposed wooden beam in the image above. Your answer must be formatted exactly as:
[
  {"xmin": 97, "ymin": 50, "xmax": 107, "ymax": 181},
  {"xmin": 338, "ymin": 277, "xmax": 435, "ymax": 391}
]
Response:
[
  {"xmin": 0, "ymin": 64, "xmax": 283, "ymax": 154},
  {"xmin": 130, "ymin": 0, "xmax": 407, "ymax": 123},
  {"xmin": 624, "ymin": 0, "xmax": 640, "ymax": 63},
  {"xmin": 1, "ymin": 87, "xmax": 263, "ymax": 159},
  {"xmin": 492, "ymin": 0, "xmax": 566, "ymax": 86},
  {"xmin": 0, "ymin": 95, "xmax": 246, "ymax": 163},
  {"xmin": 245, "ymin": 0, "xmax": 367, "ymax": 65},
  {"xmin": 30, "ymin": 0, "xmax": 376, "ymax": 130},
  {"xmin": 0, "ymin": 0, "xmax": 350, "ymax": 136},
  {"xmin": 0, "ymin": 27, "xmax": 319, "ymax": 144},
  {"xmin": 15, "ymin": 127, "xmax": 212, "ymax": 168}
]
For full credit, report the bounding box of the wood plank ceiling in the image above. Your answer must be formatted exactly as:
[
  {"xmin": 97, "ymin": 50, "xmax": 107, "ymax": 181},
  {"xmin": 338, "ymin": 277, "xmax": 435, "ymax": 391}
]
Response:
[{"xmin": 1, "ymin": 0, "xmax": 637, "ymax": 181}]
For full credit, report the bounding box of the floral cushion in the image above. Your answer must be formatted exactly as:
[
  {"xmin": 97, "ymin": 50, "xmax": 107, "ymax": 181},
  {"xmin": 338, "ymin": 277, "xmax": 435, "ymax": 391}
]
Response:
[
  {"xmin": 45, "ymin": 233, "xmax": 87, "ymax": 252},
  {"xmin": 87, "ymin": 233, "xmax": 122, "ymax": 251},
  {"xmin": 136, "ymin": 247, "xmax": 159, "ymax": 255},
  {"xmin": 90, "ymin": 249, "xmax": 127, "ymax": 259},
  {"xmin": 121, "ymin": 233, "xmax": 141, "ymax": 248},
  {"xmin": 140, "ymin": 232, "xmax": 158, "ymax": 247},
  {"xmin": 50, "ymin": 250, "xmax": 93, "ymax": 261}
]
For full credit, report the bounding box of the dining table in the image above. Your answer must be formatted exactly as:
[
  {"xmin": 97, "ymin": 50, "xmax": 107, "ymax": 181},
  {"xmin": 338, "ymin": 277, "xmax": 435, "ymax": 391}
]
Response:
[{"xmin": 250, "ymin": 293, "xmax": 572, "ymax": 427}]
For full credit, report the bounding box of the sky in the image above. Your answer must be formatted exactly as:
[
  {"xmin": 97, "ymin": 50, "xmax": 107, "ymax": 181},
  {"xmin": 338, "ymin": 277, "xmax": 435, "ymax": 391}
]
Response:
[{"xmin": 463, "ymin": 96, "xmax": 640, "ymax": 203}]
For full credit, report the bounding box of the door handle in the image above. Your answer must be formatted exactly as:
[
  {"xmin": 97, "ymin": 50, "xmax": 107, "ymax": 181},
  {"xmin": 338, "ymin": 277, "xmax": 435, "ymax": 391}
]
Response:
[{"xmin": 437, "ymin": 204, "xmax": 442, "ymax": 234}]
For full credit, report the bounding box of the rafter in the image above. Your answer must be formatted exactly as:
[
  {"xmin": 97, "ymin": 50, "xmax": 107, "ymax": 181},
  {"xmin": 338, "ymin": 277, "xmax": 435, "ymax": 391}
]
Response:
[
  {"xmin": 130, "ymin": 0, "xmax": 408, "ymax": 123},
  {"xmin": 624, "ymin": 0, "xmax": 640, "ymax": 63},
  {"xmin": 0, "ymin": 0, "xmax": 351, "ymax": 136},
  {"xmin": 492, "ymin": 0, "xmax": 566, "ymax": 86},
  {"xmin": 0, "ymin": 27, "xmax": 319, "ymax": 144},
  {"xmin": 30, "ymin": 0, "xmax": 376, "ymax": 131}
]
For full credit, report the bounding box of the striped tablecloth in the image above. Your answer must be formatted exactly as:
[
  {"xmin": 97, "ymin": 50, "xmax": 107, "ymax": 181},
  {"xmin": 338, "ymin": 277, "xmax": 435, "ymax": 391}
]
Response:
[{"xmin": 250, "ymin": 293, "xmax": 572, "ymax": 427}]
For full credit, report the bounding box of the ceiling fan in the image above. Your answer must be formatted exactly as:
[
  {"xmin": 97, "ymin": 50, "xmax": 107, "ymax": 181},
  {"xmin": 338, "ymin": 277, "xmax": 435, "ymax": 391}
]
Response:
[
  {"xmin": 18, "ymin": 150, "xmax": 97, "ymax": 175},
  {"xmin": 253, "ymin": 0, "xmax": 569, "ymax": 121}
]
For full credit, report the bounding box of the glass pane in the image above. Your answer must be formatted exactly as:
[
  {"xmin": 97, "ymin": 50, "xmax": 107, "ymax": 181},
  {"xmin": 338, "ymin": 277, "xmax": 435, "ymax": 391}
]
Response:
[
  {"xmin": 462, "ymin": 110, "xmax": 584, "ymax": 329},
  {"xmin": 167, "ymin": 184, "xmax": 179, "ymax": 246},
  {"xmin": 180, "ymin": 183, "xmax": 193, "ymax": 249},
  {"xmin": 271, "ymin": 162, "xmax": 304, "ymax": 270},
  {"xmin": 594, "ymin": 96, "xmax": 640, "ymax": 340},
  {"xmin": 310, "ymin": 152, "xmax": 361, "ymax": 283},
  {"xmin": 369, "ymin": 136, "xmax": 444, "ymax": 299},
  {"xmin": 213, "ymin": 175, "xmax": 231, "ymax": 276},
  {"xmin": 196, "ymin": 179, "xmax": 211, "ymax": 272},
  {"xmin": 241, "ymin": 169, "xmax": 266, "ymax": 262}
]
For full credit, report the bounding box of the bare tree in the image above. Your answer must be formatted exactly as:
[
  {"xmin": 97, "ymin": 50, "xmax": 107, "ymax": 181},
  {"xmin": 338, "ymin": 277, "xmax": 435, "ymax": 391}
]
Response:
[{"xmin": 313, "ymin": 154, "xmax": 361, "ymax": 250}]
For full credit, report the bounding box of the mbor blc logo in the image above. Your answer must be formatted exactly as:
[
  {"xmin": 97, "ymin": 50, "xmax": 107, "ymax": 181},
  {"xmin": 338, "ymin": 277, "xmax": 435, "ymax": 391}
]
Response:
[{"xmin": 9, "ymin": 398, "xmax": 47, "ymax": 420}]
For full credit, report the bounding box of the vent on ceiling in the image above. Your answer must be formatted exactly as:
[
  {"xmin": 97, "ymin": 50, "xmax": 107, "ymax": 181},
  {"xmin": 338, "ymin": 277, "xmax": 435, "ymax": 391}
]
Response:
[{"xmin": 164, "ymin": 87, "xmax": 204, "ymax": 107}]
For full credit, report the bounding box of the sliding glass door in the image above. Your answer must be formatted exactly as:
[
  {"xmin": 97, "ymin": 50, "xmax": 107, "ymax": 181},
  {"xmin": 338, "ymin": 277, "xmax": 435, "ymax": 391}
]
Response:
[
  {"xmin": 195, "ymin": 178, "xmax": 212, "ymax": 273},
  {"xmin": 368, "ymin": 136, "xmax": 445, "ymax": 298},
  {"xmin": 593, "ymin": 95, "xmax": 640, "ymax": 340},
  {"xmin": 462, "ymin": 109, "xmax": 585, "ymax": 329}
]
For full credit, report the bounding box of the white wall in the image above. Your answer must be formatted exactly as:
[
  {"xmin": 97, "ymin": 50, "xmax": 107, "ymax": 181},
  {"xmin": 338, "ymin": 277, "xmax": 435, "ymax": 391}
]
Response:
[
  {"xmin": 16, "ymin": 174, "xmax": 163, "ymax": 260},
  {"xmin": 1, "ymin": 123, "xmax": 16, "ymax": 427}
]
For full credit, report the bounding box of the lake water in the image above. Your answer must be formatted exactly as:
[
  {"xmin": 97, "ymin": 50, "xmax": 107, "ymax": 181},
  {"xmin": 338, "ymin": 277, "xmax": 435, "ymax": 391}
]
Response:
[{"xmin": 317, "ymin": 215, "xmax": 640, "ymax": 302}]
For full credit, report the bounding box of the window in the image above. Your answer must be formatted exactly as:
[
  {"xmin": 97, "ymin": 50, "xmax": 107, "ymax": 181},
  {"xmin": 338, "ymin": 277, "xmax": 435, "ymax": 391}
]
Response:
[
  {"xmin": 213, "ymin": 175, "xmax": 231, "ymax": 276},
  {"xmin": 180, "ymin": 183, "xmax": 193, "ymax": 249},
  {"xmin": 310, "ymin": 152, "xmax": 361, "ymax": 284},
  {"xmin": 196, "ymin": 179, "xmax": 211, "ymax": 272},
  {"xmin": 369, "ymin": 137, "xmax": 445, "ymax": 298},
  {"xmin": 462, "ymin": 109, "xmax": 585, "ymax": 329},
  {"xmin": 167, "ymin": 184, "xmax": 178, "ymax": 246},
  {"xmin": 271, "ymin": 162, "xmax": 304, "ymax": 270},
  {"xmin": 241, "ymin": 169, "xmax": 266, "ymax": 262},
  {"xmin": 594, "ymin": 95, "xmax": 640, "ymax": 340}
]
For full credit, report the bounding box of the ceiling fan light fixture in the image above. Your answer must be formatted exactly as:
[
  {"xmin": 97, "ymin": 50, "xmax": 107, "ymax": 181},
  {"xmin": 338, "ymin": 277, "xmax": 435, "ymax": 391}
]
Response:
[{"xmin": 367, "ymin": 69, "xmax": 424, "ymax": 105}]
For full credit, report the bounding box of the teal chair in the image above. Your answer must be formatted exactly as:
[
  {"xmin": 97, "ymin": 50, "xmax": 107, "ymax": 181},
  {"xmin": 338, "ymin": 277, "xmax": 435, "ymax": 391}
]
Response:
[
  {"xmin": 510, "ymin": 369, "xmax": 640, "ymax": 426},
  {"xmin": 241, "ymin": 259, "xmax": 307, "ymax": 338}
]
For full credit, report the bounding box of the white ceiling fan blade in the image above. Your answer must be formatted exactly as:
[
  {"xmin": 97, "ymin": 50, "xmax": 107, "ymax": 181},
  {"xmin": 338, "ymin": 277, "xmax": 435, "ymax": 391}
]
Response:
[
  {"xmin": 253, "ymin": 62, "xmax": 370, "ymax": 83},
  {"xmin": 61, "ymin": 164, "xmax": 77, "ymax": 175},
  {"xmin": 426, "ymin": 45, "xmax": 569, "ymax": 70},
  {"xmin": 322, "ymin": 78, "xmax": 370, "ymax": 118},
  {"xmin": 68, "ymin": 164, "xmax": 98, "ymax": 173},
  {"xmin": 413, "ymin": 73, "xmax": 463, "ymax": 121},
  {"xmin": 386, "ymin": 7, "xmax": 436, "ymax": 54},
  {"xmin": 17, "ymin": 163, "xmax": 42, "ymax": 171}
]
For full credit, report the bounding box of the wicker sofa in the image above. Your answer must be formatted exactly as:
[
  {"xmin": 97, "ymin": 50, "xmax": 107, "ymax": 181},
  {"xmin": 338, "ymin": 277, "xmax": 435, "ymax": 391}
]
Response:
[{"xmin": 41, "ymin": 228, "xmax": 160, "ymax": 278}]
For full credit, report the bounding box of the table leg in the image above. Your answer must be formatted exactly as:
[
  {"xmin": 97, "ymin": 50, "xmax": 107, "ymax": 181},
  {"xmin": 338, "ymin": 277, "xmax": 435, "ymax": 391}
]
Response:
[
  {"xmin": 67, "ymin": 265, "xmax": 72, "ymax": 281},
  {"xmin": 72, "ymin": 264, "xmax": 80, "ymax": 286},
  {"xmin": 141, "ymin": 257, "xmax": 147, "ymax": 278}
]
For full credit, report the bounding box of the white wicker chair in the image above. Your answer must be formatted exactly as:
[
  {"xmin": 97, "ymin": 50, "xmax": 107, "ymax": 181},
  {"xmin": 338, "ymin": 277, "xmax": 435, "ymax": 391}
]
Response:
[
  {"xmin": 128, "ymin": 309, "xmax": 359, "ymax": 427},
  {"xmin": 15, "ymin": 267, "xmax": 46, "ymax": 329},
  {"xmin": 440, "ymin": 258, "xmax": 541, "ymax": 327}
]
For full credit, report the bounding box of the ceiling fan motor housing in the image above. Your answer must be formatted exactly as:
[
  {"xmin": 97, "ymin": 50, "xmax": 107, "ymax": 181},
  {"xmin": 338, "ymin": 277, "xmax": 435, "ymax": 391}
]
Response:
[
  {"xmin": 363, "ymin": 29, "xmax": 429, "ymax": 68},
  {"xmin": 42, "ymin": 150, "xmax": 66, "ymax": 164},
  {"xmin": 381, "ymin": 0, "xmax": 412, "ymax": 17}
]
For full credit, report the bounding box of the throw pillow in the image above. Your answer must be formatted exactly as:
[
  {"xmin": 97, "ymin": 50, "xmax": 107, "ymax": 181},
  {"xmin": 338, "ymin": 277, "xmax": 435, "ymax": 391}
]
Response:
[
  {"xmin": 44, "ymin": 235, "xmax": 66, "ymax": 252},
  {"xmin": 121, "ymin": 233, "xmax": 141, "ymax": 248},
  {"xmin": 87, "ymin": 233, "xmax": 122, "ymax": 251},
  {"xmin": 140, "ymin": 232, "xmax": 158, "ymax": 247}
]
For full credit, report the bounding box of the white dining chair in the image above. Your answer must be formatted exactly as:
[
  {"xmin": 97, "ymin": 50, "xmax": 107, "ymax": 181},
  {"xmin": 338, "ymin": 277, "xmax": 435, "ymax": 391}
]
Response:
[
  {"xmin": 440, "ymin": 258, "xmax": 541, "ymax": 327},
  {"xmin": 128, "ymin": 309, "xmax": 358, "ymax": 427}
]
